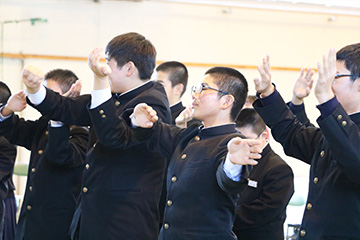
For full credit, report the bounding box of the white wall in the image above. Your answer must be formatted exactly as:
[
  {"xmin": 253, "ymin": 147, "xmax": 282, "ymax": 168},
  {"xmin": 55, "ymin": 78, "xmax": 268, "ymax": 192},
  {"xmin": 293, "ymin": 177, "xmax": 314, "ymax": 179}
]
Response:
[{"xmin": 1, "ymin": 0, "xmax": 360, "ymax": 207}]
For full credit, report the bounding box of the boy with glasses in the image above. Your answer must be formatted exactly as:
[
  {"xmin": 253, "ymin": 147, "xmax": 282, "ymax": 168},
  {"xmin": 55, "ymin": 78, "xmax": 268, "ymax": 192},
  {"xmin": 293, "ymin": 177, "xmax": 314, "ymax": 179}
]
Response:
[
  {"xmin": 253, "ymin": 43, "xmax": 360, "ymax": 239},
  {"xmin": 127, "ymin": 67, "xmax": 262, "ymax": 240}
]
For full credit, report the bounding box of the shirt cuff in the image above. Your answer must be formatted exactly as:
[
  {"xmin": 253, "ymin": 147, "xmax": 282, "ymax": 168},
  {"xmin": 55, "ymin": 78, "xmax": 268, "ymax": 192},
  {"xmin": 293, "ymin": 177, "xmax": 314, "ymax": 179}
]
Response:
[
  {"xmin": 256, "ymin": 87, "xmax": 280, "ymax": 106},
  {"xmin": 316, "ymin": 96, "xmax": 339, "ymax": 119},
  {"xmin": 26, "ymin": 85, "xmax": 47, "ymax": 105},
  {"xmin": 90, "ymin": 88, "xmax": 112, "ymax": 109},
  {"xmin": 223, "ymin": 154, "xmax": 243, "ymax": 182},
  {"xmin": 0, "ymin": 106, "xmax": 12, "ymax": 122},
  {"xmin": 129, "ymin": 113, "xmax": 139, "ymax": 128},
  {"xmin": 50, "ymin": 120, "xmax": 64, "ymax": 127},
  {"xmin": 289, "ymin": 102, "xmax": 305, "ymax": 114}
]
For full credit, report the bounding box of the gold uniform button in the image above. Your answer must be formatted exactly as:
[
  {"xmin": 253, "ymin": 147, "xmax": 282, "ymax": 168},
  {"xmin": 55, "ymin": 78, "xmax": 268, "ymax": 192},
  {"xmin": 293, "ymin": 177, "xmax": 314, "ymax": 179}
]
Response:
[
  {"xmin": 320, "ymin": 151, "xmax": 325, "ymax": 157},
  {"xmin": 85, "ymin": 164, "xmax": 90, "ymax": 170},
  {"xmin": 101, "ymin": 115, "xmax": 106, "ymax": 118},
  {"xmin": 45, "ymin": 131, "xmax": 49, "ymax": 136},
  {"xmin": 83, "ymin": 187, "xmax": 88, "ymax": 193},
  {"xmin": 115, "ymin": 101, "xmax": 120, "ymax": 106},
  {"xmin": 314, "ymin": 177, "xmax": 319, "ymax": 184},
  {"xmin": 171, "ymin": 176, "xmax": 177, "ymax": 182},
  {"xmin": 164, "ymin": 223, "xmax": 169, "ymax": 229},
  {"xmin": 306, "ymin": 203, "xmax": 312, "ymax": 210},
  {"xmin": 167, "ymin": 200, "xmax": 173, "ymax": 206},
  {"xmin": 300, "ymin": 229, "xmax": 306, "ymax": 236},
  {"xmin": 99, "ymin": 110, "xmax": 104, "ymax": 114},
  {"xmin": 337, "ymin": 115, "xmax": 342, "ymax": 120},
  {"xmin": 31, "ymin": 168, "xmax": 36, "ymax": 173},
  {"xmin": 27, "ymin": 205, "xmax": 32, "ymax": 211},
  {"xmin": 342, "ymin": 121, "xmax": 347, "ymax": 126},
  {"xmin": 181, "ymin": 154, "xmax": 187, "ymax": 159},
  {"xmin": 194, "ymin": 136, "xmax": 200, "ymax": 141},
  {"xmin": 29, "ymin": 186, "xmax": 33, "ymax": 191},
  {"xmin": 38, "ymin": 150, "xmax": 43, "ymax": 155}
]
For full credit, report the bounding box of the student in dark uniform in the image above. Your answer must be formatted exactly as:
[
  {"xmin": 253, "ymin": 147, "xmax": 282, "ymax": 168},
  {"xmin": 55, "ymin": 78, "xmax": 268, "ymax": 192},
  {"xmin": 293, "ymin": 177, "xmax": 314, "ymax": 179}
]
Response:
[
  {"xmin": 253, "ymin": 45, "xmax": 360, "ymax": 240},
  {"xmin": 0, "ymin": 81, "xmax": 17, "ymax": 240},
  {"xmin": 233, "ymin": 108, "xmax": 294, "ymax": 240},
  {"xmin": 155, "ymin": 61, "xmax": 189, "ymax": 124},
  {"xmin": 0, "ymin": 69, "xmax": 88, "ymax": 240},
  {"xmin": 23, "ymin": 32, "xmax": 172, "ymax": 240},
  {"xmin": 128, "ymin": 67, "xmax": 262, "ymax": 240}
]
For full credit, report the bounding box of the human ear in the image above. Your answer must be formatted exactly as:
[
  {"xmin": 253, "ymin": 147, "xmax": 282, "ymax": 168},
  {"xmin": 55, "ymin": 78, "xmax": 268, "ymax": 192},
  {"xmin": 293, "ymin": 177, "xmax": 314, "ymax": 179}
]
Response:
[
  {"xmin": 221, "ymin": 95, "xmax": 234, "ymax": 109},
  {"xmin": 126, "ymin": 61, "xmax": 136, "ymax": 77},
  {"xmin": 175, "ymin": 84, "xmax": 184, "ymax": 96}
]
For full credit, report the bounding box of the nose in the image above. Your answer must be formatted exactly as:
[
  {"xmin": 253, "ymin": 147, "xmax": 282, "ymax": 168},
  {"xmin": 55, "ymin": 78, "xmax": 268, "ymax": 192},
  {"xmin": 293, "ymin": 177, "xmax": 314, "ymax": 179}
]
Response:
[{"xmin": 192, "ymin": 91, "xmax": 200, "ymax": 100}]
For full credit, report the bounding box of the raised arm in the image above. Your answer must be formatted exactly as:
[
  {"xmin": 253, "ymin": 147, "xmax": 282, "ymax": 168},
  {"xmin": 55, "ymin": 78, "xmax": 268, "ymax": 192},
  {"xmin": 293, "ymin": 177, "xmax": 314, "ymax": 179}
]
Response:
[
  {"xmin": 23, "ymin": 65, "xmax": 92, "ymax": 126},
  {"xmin": 253, "ymin": 56, "xmax": 322, "ymax": 164}
]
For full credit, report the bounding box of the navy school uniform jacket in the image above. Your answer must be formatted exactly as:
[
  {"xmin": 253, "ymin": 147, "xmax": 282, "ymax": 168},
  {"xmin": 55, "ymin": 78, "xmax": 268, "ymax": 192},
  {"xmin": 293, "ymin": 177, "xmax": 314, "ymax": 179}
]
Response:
[
  {"xmin": 254, "ymin": 93, "xmax": 360, "ymax": 240},
  {"xmin": 0, "ymin": 114, "xmax": 88, "ymax": 240},
  {"xmin": 233, "ymin": 144, "xmax": 294, "ymax": 240},
  {"xmin": 128, "ymin": 122, "xmax": 250, "ymax": 240},
  {"xmin": 29, "ymin": 81, "xmax": 172, "ymax": 240}
]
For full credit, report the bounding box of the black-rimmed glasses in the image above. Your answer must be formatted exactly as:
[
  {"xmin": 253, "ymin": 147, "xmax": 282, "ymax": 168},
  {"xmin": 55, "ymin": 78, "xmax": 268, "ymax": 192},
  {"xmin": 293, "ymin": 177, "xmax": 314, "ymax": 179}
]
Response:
[
  {"xmin": 335, "ymin": 74, "xmax": 360, "ymax": 79},
  {"xmin": 191, "ymin": 83, "xmax": 230, "ymax": 96}
]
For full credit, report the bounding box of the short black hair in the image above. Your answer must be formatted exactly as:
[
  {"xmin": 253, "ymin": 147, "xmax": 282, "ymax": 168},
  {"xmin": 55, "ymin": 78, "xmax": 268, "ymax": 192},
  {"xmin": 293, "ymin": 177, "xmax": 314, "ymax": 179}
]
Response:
[
  {"xmin": 156, "ymin": 61, "xmax": 188, "ymax": 96},
  {"xmin": 205, "ymin": 67, "xmax": 248, "ymax": 121},
  {"xmin": 337, "ymin": 43, "xmax": 360, "ymax": 81},
  {"xmin": 0, "ymin": 81, "xmax": 11, "ymax": 104},
  {"xmin": 44, "ymin": 69, "xmax": 78, "ymax": 94},
  {"xmin": 236, "ymin": 108, "xmax": 266, "ymax": 136},
  {"xmin": 106, "ymin": 32, "xmax": 156, "ymax": 80}
]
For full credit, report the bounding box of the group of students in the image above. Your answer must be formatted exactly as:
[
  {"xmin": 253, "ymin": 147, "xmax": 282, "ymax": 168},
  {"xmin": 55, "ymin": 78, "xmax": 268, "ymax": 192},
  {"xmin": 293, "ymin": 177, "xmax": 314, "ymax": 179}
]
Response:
[{"xmin": 0, "ymin": 32, "xmax": 358, "ymax": 240}]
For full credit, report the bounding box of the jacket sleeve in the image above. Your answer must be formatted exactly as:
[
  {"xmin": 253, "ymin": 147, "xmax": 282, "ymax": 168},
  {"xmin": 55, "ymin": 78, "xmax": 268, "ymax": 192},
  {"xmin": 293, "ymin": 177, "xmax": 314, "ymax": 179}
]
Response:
[
  {"xmin": 254, "ymin": 94, "xmax": 323, "ymax": 164},
  {"xmin": 0, "ymin": 114, "xmax": 38, "ymax": 150},
  {"xmin": 286, "ymin": 102, "xmax": 315, "ymax": 127},
  {"xmin": 27, "ymin": 87, "xmax": 92, "ymax": 126},
  {"xmin": 234, "ymin": 161, "xmax": 294, "ymax": 229},
  {"xmin": 43, "ymin": 124, "xmax": 88, "ymax": 168},
  {"xmin": 317, "ymin": 104, "xmax": 360, "ymax": 183},
  {"xmin": 216, "ymin": 158, "xmax": 249, "ymax": 195}
]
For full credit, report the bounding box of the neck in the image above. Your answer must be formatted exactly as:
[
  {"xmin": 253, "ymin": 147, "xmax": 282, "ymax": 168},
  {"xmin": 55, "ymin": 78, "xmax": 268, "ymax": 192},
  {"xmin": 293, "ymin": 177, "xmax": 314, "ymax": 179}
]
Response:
[
  {"xmin": 202, "ymin": 116, "xmax": 232, "ymax": 128},
  {"xmin": 113, "ymin": 78, "xmax": 148, "ymax": 93},
  {"xmin": 169, "ymin": 99, "xmax": 181, "ymax": 106},
  {"xmin": 124, "ymin": 78, "xmax": 148, "ymax": 92}
]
